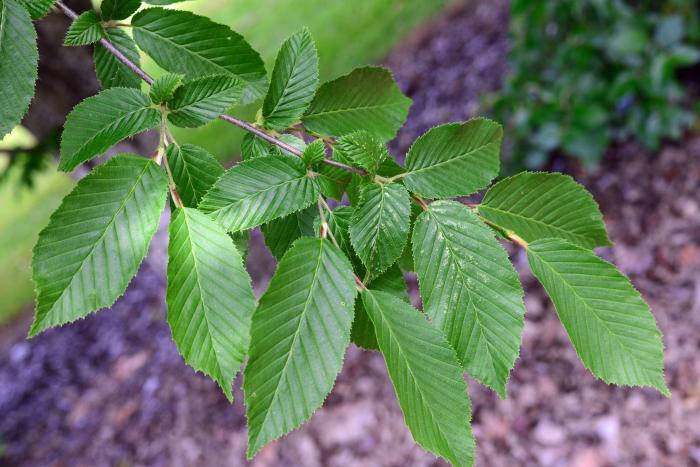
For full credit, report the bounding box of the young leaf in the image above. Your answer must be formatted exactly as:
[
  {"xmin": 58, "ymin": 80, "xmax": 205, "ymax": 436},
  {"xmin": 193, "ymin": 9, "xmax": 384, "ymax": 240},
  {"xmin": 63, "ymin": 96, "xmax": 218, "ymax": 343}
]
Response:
[
  {"xmin": 59, "ymin": 88, "xmax": 161, "ymax": 171},
  {"xmin": 16, "ymin": 0, "xmax": 54, "ymax": 19},
  {"xmin": 198, "ymin": 155, "xmax": 318, "ymax": 232},
  {"xmin": 0, "ymin": 0, "xmax": 38, "ymax": 139},
  {"xmin": 301, "ymin": 139, "xmax": 326, "ymax": 166},
  {"xmin": 362, "ymin": 290, "xmax": 475, "ymax": 466},
  {"xmin": 167, "ymin": 207, "xmax": 255, "ymax": 401},
  {"xmin": 166, "ymin": 144, "xmax": 223, "ymax": 208},
  {"xmin": 335, "ymin": 130, "xmax": 388, "ymax": 174},
  {"xmin": 101, "ymin": 0, "xmax": 141, "ymax": 20},
  {"xmin": 303, "ymin": 67, "xmax": 412, "ymax": 140},
  {"xmin": 404, "ymin": 118, "xmax": 502, "ymax": 198},
  {"xmin": 167, "ymin": 75, "xmax": 243, "ymax": 128},
  {"xmin": 30, "ymin": 155, "xmax": 168, "ymax": 336},
  {"xmin": 149, "ymin": 73, "xmax": 184, "ymax": 104},
  {"xmin": 261, "ymin": 205, "xmax": 317, "ymax": 260},
  {"xmin": 241, "ymin": 133, "xmax": 275, "ymax": 160},
  {"xmin": 351, "ymin": 265, "xmax": 407, "ymax": 351},
  {"xmin": 527, "ymin": 238, "xmax": 669, "ymax": 396},
  {"xmin": 262, "ymin": 28, "xmax": 319, "ymax": 131},
  {"xmin": 413, "ymin": 201, "xmax": 525, "ymax": 397},
  {"xmin": 478, "ymin": 172, "xmax": 611, "ymax": 249},
  {"xmin": 244, "ymin": 237, "xmax": 356, "ymax": 458},
  {"xmin": 132, "ymin": 8, "xmax": 267, "ymax": 103},
  {"xmin": 349, "ymin": 183, "xmax": 410, "ymax": 277},
  {"xmin": 64, "ymin": 11, "xmax": 103, "ymax": 46},
  {"xmin": 95, "ymin": 28, "xmax": 142, "ymax": 89}
]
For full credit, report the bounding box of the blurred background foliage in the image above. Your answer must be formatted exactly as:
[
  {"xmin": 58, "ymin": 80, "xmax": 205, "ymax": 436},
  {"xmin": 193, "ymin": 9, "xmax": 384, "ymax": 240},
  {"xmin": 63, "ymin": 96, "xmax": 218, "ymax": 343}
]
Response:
[{"xmin": 493, "ymin": 0, "xmax": 700, "ymax": 170}]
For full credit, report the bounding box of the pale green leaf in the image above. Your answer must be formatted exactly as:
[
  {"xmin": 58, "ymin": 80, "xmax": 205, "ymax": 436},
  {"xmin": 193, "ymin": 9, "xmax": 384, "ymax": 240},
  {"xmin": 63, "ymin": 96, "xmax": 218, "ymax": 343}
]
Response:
[
  {"xmin": 349, "ymin": 182, "xmax": 410, "ymax": 276},
  {"xmin": 64, "ymin": 11, "xmax": 103, "ymax": 46},
  {"xmin": 301, "ymin": 139, "xmax": 326, "ymax": 166},
  {"xmin": 166, "ymin": 144, "xmax": 223, "ymax": 208},
  {"xmin": 262, "ymin": 28, "xmax": 319, "ymax": 131},
  {"xmin": 149, "ymin": 73, "xmax": 183, "ymax": 104},
  {"xmin": 303, "ymin": 66, "xmax": 412, "ymax": 140},
  {"xmin": 404, "ymin": 118, "xmax": 502, "ymax": 198},
  {"xmin": 479, "ymin": 172, "xmax": 611, "ymax": 249},
  {"xmin": 132, "ymin": 8, "xmax": 267, "ymax": 103},
  {"xmin": 167, "ymin": 75, "xmax": 243, "ymax": 128},
  {"xmin": 95, "ymin": 28, "xmax": 142, "ymax": 89},
  {"xmin": 101, "ymin": 0, "xmax": 140, "ymax": 20},
  {"xmin": 244, "ymin": 237, "xmax": 356, "ymax": 457},
  {"xmin": 0, "ymin": 0, "xmax": 38, "ymax": 138},
  {"xmin": 198, "ymin": 155, "xmax": 318, "ymax": 232},
  {"xmin": 167, "ymin": 207, "xmax": 255, "ymax": 401},
  {"xmin": 413, "ymin": 201, "xmax": 525, "ymax": 397},
  {"xmin": 527, "ymin": 238, "xmax": 669, "ymax": 396},
  {"xmin": 30, "ymin": 155, "xmax": 168, "ymax": 336},
  {"xmin": 59, "ymin": 88, "xmax": 161, "ymax": 171},
  {"xmin": 261, "ymin": 205, "xmax": 316, "ymax": 260},
  {"xmin": 16, "ymin": 0, "xmax": 54, "ymax": 19},
  {"xmin": 335, "ymin": 130, "xmax": 388, "ymax": 174},
  {"xmin": 362, "ymin": 289, "xmax": 475, "ymax": 466}
]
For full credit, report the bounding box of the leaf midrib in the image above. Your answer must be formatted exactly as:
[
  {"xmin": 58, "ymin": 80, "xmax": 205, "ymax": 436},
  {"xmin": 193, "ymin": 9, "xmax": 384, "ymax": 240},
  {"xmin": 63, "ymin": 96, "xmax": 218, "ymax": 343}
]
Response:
[{"xmin": 407, "ymin": 141, "xmax": 498, "ymax": 175}]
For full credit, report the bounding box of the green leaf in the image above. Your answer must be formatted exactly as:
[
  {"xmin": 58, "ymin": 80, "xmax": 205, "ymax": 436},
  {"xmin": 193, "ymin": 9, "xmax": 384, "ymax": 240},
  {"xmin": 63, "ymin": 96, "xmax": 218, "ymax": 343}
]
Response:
[
  {"xmin": 198, "ymin": 155, "xmax": 318, "ymax": 232},
  {"xmin": 349, "ymin": 183, "xmax": 410, "ymax": 276},
  {"xmin": 413, "ymin": 201, "xmax": 525, "ymax": 397},
  {"xmin": 262, "ymin": 28, "xmax": 319, "ymax": 131},
  {"xmin": 301, "ymin": 139, "xmax": 326, "ymax": 166},
  {"xmin": 244, "ymin": 237, "xmax": 356, "ymax": 458},
  {"xmin": 404, "ymin": 118, "xmax": 502, "ymax": 198},
  {"xmin": 167, "ymin": 75, "xmax": 243, "ymax": 128},
  {"xmin": 261, "ymin": 205, "xmax": 316, "ymax": 260},
  {"xmin": 16, "ymin": 0, "xmax": 54, "ymax": 19},
  {"xmin": 478, "ymin": 172, "xmax": 611, "ymax": 249},
  {"xmin": 59, "ymin": 88, "xmax": 161, "ymax": 171},
  {"xmin": 144, "ymin": 0, "xmax": 187, "ymax": 4},
  {"xmin": 101, "ymin": 0, "xmax": 141, "ymax": 20},
  {"xmin": 166, "ymin": 144, "xmax": 223, "ymax": 208},
  {"xmin": 335, "ymin": 130, "xmax": 388, "ymax": 174},
  {"xmin": 527, "ymin": 238, "xmax": 669, "ymax": 396},
  {"xmin": 132, "ymin": 8, "xmax": 267, "ymax": 103},
  {"xmin": 303, "ymin": 66, "xmax": 412, "ymax": 140},
  {"xmin": 64, "ymin": 11, "xmax": 103, "ymax": 46},
  {"xmin": 30, "ymin": 155, "xmax": 168, "ymax": 336},
  {"xmin": 230, "ymin": 230, "xmax": 249, "ymax": 263},
  {"xmin": 362, "ymin": 289, "xmax": 475, "ymax": 466},
  {"xmin": 95, "ymin": 28, "xmax": 142, "ymax": 89},
  {"xmin": 0, "ymin": 0, "xmax": 38, "ymax": 139},
  {"xmin": 351, "ymin": 264, "xmax": 407, "ymax": 351},
  {"xmin": 241, "ymin": 133, "xmax": 275, "ymax": 160},
  {"xmin": 149, "ymin": 73, "xmax": 183, "ymax": 104},
  {"xmin": 314, "ymin": 205, "xmax": 354, "ymax": 262},
  {"xmin": 167, "ymin": 207, "xmax": 255, "ymax": 401}
]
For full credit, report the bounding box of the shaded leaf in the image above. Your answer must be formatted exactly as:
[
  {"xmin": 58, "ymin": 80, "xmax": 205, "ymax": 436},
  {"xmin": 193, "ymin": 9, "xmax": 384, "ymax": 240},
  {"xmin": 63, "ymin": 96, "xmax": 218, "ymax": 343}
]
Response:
[
  {"xmin": 261, "ymin": 205, "xmax": 317, "ymax": 260},
  {"xmin": 241, "ymin": 133, "xmax": 275, "ymax": 160},
  {"xmin": 335, "ymin": 130, "xmax": 388, "ymax": 174},
  {"xmin": 166, "ymin": 144, "xmax": 223, "ymax": 207},
  {"xmin": 101, "ymin": 0, "xmax": 141, "ymax": 20},
  {"xmin": 16, "ymin": 0, "xmax": 55, "ymax": 19},
  {"xmin": 302, "ymin": 139, "xmax": 326, "ymax": 166},
  {"xmin": 64, "ymin": 11, "xmax": 103, "ymax": 46},
  {"xmin": 95, "ymin": 28, "xmax": 142, "ymax": 89},
  {"xmin": 167, "ymin": 75, "xmax": 243, "ymax": 128},
  {"xmin": 149, "ymin": 73, "xmax": 183, "ymax": 104}
]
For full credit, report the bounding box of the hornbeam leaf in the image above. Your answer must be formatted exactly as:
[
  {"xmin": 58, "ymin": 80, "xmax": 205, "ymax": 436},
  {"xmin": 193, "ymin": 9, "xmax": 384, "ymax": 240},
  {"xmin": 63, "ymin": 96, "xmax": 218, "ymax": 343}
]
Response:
[
  {"xmin": 479, "ymin": 172, "xmax": 611, "ymax": 249},
  {"xmin": 263, "ymin": 28, "xmax": 319, "ymax": 131},
  {"xmin": 166, "ymin": 144, "xmax": 223, "ymax": 208},
  {"xmin": 16, "ymin": 0, "xmax": 54, "ymax": 19},
  {"xmin": 362, "ymin": 290, "xmax": 475, "ymax": 466},
  {"xmin": 132, "ymin": 8, "xmax": 267, "ymax": 103},
  {"xmin": 59, "ymin": 88, "xmax": 161, "ymax": 171},
  {"xmin": 0, "ymin": 0, "xmax": 38, "ymax": 139},
  {"xmin": 241, "ymin": 133, "xmax": 275, "ymax": 160},
  {"xmin": 303, "ymin": 67, "xmax": 412, "ymax": 140},
  {"xmin": 335, "ymin": 130, "xmax": 389, "ymax": 174},
  {"xmin": 314, "ymin": 205, "xmax": 354, "ymax": 262},
  {"xmin": 95, "ymin": 28, "xmax": 142, "ymax": 89},
  {"xmin": 527, "ymin": 238, "xmax": 669, "ymax": 396},
  {"xmin": 301, "ymin": 139, "xmax": 326, "ymax": 166},
  {"xmin": 404, "ymin": 118, "xmax": 502, "ymax": 198},
  {"xmin": 144, "ymin": 0, "xmax": 188, "ymax": 4},
  {"xmin": 198, "ymin": 155, "xmax": 318, "ymax": 232},
  {"xmin": 149, "ymin": 73, "xmax": 184, "ymax": 104},
  {"xmin": 167, "ymin": 75, "xmax": 243, "ymax": 128},
  {"xmin": 349, "ymin": 182, "xmax": 410, "ymax": 276},
  {"xmin": 244, "ymin": 237, "xmax": 356, "ymax": 458},
  {"xmin": 30, "ymin": 155, "xmax": 168, "ymax": 336},
  {"xmin": 413, "ymin": 201, "xmax": 525, "ymax": 397},
  {"xmin": 101, "ymin": 0, "xmax": 141, "ymax": 20},
  {"xmin": 261, "ymin": 205, "xmax": 317, "ymax": 260},
  {"xmin": 167, "ymin": 207, "xmax": 255, "ymax": 401},
  {"xmin": 64, "ymin": 11, "xmax": 103, "ymax": 46},
  {"xmin": 351, "ymin": 265, "xmax": 407, "ymax": 351}
]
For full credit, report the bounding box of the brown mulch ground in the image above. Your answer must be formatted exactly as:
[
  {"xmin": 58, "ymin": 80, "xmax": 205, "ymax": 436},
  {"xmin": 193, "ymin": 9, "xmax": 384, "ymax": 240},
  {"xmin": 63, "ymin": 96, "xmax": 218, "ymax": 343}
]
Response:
[{"xmin": 1, "ymin": 1, "xmax": 699, "ymax": 466}]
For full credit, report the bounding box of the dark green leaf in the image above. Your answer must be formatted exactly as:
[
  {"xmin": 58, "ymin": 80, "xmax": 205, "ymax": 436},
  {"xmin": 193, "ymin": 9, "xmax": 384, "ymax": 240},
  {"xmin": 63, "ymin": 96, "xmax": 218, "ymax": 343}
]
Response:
[
  {"xmin": 241, "ymin": 133, "xmax": 276, "ymax": 160},
  {"xmin": 64, "ymin": 11, "xmax": 103, "ymax": 46},
  {"xmin": 166, "ymin": 144, "xmax": 223, "ymax": 207},
  {"xmin": 149, "ymin": 73, "xmax": 183, "ymax": 104},
  {"xmin": 167, "ymin": 75, "xmax": 243, "ymax": 128},
  {"xmin": 301, "ymin": 139, "xmax": 325, "ymax": 166},
  {"xmin": 16, "ymin": 0, "xmax": 54, "ymax": 19},
  {"xmin": 101, "ymin": 0, "xmax": 140, "ymax": 20},
  {"xmin": 261, "ymin": 205, "xmax": 317, "ymax": 260},
  {"xmin": 95, "ymin": 28, "xmax": 142, "ymax": 89},
  {"xmin": 335, "ymin": 130, "xmax": 388, "ymax": 174}
]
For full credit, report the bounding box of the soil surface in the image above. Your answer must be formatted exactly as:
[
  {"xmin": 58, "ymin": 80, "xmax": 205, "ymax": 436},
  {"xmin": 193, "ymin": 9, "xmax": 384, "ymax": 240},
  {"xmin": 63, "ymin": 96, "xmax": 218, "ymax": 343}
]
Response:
[{"xmin": 2, "ymin": 1, "xmax": 700, "ymax": 466}]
